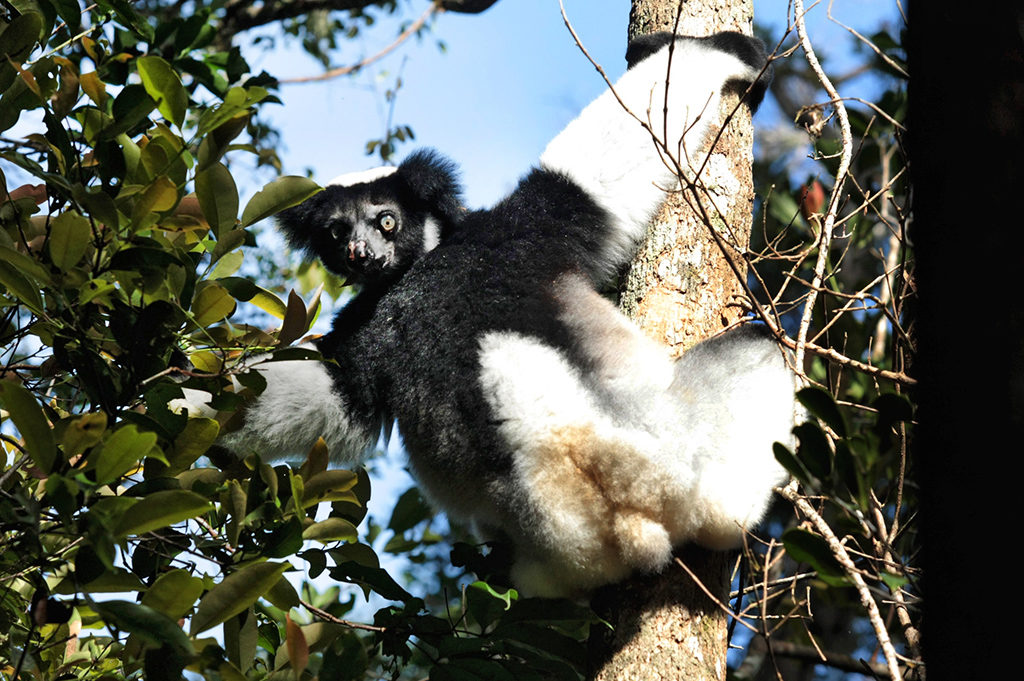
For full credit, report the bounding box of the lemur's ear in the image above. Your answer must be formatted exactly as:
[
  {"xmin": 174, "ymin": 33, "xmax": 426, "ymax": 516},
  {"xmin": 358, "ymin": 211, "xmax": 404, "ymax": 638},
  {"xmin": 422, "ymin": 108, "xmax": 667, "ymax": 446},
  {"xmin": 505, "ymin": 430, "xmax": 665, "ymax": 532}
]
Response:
[
  {"xmin": 396, "ymin": 149, "xmax": 464, "ymax": 222},
  {"xmin": 275, "ymin": 188, "xmax": 329, "ymax": 255}
]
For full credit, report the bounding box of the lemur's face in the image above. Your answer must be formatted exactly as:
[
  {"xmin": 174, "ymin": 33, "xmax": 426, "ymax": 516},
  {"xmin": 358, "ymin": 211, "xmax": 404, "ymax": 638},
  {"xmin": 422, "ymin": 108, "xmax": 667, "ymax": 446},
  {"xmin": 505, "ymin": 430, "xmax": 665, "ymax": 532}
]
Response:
[{"xmin": 319, "ymin": 191, "xmax": 411, "ymax": 282}]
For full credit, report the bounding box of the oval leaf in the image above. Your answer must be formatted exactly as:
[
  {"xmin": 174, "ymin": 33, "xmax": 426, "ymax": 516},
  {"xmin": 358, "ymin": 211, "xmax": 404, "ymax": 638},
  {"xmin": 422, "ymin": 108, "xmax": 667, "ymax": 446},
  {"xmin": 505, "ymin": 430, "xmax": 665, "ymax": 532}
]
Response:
[
  {"xmin": 61, "ymin": 411, "xmax": 108, "ymax": 458},
  {"xmin": 285, "ymin": 613, "xmax": 310, "ymax": 677},
  {"xmin": 192, "ymin": 282, "xmax": 236, "ymax": 326},
  {"xmin": 113, "ymin": 489, "xmax": 213, "ymax": 537},
  {"xmin": 48, "ymin": 210, "xmax": 91, "ymax": 270},
  {"xmin": 92, "ymin": 599, "xmax": 194, "ymax": 656},
  {"xmin": 93, "ymin": 424, "xmax": 158, "ymax": 485},
  {"xmin": 302, "ymin": 517, "xmax": 359, "ymax": 543},
  {"xmin": 797, "ymin": 387, "xmax": 847, "ymax": 437},
  {"xmin": 195, "ymin": 162, "xmax": 239, "ymax": 238},
  {"xmin": 781, "ymin": 528, "xmax": 848, "ymax": 586},
  {"xmin": 240, "ymin": 176, "xmax": 320, "ymax": 228},
  {"xmin": 137, "ymin": 55, "xmax": 187, "ymax": 127},
  {"xmin": 0, "ymin": 381, "xmax": 57, "ymax": 472},
  {"xmin": 301, "ymin": 470, "xmax": 358, "ymax": 508},
  {"xmin": 141, "ymin": 569, "xmax": 205, "ymax": 620},
  {"xmin": 189, "ymin": 561, "xmax": 291, "ymax": 635}
]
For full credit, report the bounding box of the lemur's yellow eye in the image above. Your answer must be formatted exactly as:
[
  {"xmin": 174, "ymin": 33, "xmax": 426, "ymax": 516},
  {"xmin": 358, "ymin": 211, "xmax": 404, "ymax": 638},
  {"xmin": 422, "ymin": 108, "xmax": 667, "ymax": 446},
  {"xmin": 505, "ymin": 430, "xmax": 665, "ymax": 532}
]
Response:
[{"xmin": 379, "ymin": 213, "xmax": 397, "ymax": 232}]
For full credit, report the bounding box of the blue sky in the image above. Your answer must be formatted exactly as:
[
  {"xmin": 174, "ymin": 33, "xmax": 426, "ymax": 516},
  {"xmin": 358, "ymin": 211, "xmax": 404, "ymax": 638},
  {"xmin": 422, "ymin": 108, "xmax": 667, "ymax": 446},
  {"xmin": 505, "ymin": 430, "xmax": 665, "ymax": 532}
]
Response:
[{"xmin": 248, "ymin": 0, "xmax": 902, "ymax": 207}]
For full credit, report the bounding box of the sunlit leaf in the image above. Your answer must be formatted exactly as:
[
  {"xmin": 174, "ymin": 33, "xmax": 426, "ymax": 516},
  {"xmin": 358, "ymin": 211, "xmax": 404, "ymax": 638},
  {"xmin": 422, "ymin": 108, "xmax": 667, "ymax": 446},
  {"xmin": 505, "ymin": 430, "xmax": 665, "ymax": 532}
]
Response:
[
  {"xmin": 189, "ymin": 561, "xmax": 291, "ymax": 635},
  {"xmin": 302, "ymin": 517, "xmax": 359, "ymax": 543},
  {"xmin": 240, "ymin": 176, "xmax": 320, "ymax": 227},
  {"xmin": 140, "ymin": 569, "xmax": 204, "ymax": 620},
  {"xmin": 93, "ymin": 423, "xmax": 158, "ymax": 485},
  {"xmin": 0, "ymin": 259, "xmax": 45, "ymax": 314},
  {"xmin": 168, "ymin": 417, "xmax": 220, "ymax": 472},
  {"xmin": 192, "ymin": 282, "xmax": 236, "ymax": 326},
  {"xmin": 138, "ymin": 56, "xmax": 187, "ymax": 127},
  {"xmin": 48, "ymin": 210, "xmax": 91, "ymax": 270},
  {"xmin": 196, "ymin": 162, "xmax": 239, "ymax": 238},
  {"xmin": 300, "ymin": 469, "xmax": 358, "ymax": 508},
  {"xmin": 61, "ymin": 411, "xmax": 108, "ymax": 459}
]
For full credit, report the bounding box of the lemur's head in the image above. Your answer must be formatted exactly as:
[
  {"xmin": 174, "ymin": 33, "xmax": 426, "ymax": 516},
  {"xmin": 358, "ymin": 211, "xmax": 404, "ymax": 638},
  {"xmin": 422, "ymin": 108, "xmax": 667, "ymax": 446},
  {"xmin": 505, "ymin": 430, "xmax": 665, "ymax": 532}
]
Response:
[{"xmin": 277, "ymin": 149, "xmax": 463, "ymax": 285}]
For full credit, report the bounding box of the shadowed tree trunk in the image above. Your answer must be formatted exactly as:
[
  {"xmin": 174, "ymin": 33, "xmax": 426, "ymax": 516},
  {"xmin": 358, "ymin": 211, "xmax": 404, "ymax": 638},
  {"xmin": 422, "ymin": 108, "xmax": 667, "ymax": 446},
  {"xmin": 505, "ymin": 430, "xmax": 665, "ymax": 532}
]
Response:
[{"xmin": 587, "ymin": 1, "xmax": 757, "ymax": 679}]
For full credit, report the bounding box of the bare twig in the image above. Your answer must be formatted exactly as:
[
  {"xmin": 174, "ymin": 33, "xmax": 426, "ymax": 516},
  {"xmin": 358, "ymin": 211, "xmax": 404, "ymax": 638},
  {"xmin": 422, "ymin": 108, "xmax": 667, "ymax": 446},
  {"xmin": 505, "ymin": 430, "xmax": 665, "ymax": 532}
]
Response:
[
  {"xmin": 301, "ymin": 599, "xmax": 387, "ymax": 632},
  {"xmin": 281, "ymin": 3, "xmax": 440, "ymax": 84},
  {"xmin": 779, "ymin": 480, "xmax": 903, "ymax": 681},
  {"xmin": 792, "ymin": 0, "xmax": 853, "ymax": 370}
]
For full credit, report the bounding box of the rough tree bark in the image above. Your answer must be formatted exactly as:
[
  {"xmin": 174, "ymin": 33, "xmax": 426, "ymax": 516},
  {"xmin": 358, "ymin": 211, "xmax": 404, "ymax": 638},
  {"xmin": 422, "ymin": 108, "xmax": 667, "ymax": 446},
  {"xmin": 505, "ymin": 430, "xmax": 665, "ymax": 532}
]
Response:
[{"xmin": 588, "ymin": 1, "xmax": 757, "ymax": 679}]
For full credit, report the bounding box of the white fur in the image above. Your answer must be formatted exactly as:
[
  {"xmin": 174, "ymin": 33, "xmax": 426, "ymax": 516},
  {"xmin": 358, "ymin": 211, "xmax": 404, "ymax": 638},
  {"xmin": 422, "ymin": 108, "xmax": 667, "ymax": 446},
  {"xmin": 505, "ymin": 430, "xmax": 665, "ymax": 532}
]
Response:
[
  {"xmin": 215, "ymin": 345, "xmax": 374, "ymax": 463},
  {"xmin": 475, "ymin": 309, "xmax": 793, "ymax": 596},
  {"xmin": 478, "ymin": 326, "xmax": 739, "ymax": 597},
  {"xmin": 422, "ymin": 216, "xmax": 441, "ymax": 253},
  {"xmin": 540, "ymin": 40, "xmax": 758, "ymax": 275},
  {"xmin": 327, "ymin": 165, "xmax": 397, "ymax": 187}
]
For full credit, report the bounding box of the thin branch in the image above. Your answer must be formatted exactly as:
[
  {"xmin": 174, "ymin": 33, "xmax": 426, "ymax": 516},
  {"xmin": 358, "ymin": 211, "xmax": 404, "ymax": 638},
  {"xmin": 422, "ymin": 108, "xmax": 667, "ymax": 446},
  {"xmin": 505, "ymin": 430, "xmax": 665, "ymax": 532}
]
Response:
[
  {"xmin": 769, "ymin": 640, "xmax": 894, "ymax": 679},
  {"xmin": 301, "ymin": 599, "xmax": 387, "ymax": 632},
  {"xmin": 792, "ymin": 0, "xmax": 853, "ymax": 370},
  {"xmin": 281, "ymin": 3, "xmax": 440, "ymax": 84},
  {"xmin": 779, "ymin": 481, "xmax": 904, "ymax": 681},
  {"xmin": 827, "ymin": 1, "xmax": 908, "ymax": 78}
]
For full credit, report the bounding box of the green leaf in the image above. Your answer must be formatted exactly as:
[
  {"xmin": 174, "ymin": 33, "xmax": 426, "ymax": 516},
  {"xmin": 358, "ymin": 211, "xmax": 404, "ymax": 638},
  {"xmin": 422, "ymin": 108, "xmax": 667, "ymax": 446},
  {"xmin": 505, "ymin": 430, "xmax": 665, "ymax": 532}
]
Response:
[
  {"xmin": 781, "ymin": 528, "xmax": 848, "ymax": 586},
  {"xmin": 265, "ymin": 576, "xmax": 301, "ymax": 611},
  {"xmin": 48, "ymin": 210, "xmax": 92, "ymax": 270},
  {"xmin": 0, "ymin": 259, "xmax": 45, "ymax": 314},
  {"xmin": 240, "ymin": 176, "xmax": 320, "ymax": 228},
  {"xmin": 0, "ymin": 381, "xmax": 57, "ymax": 472},
  {"xmin": 192, "ymin": 282, "xmax": 236, "ymax": 326},
  {"xmin": 195, "ymin": 162, "xmax": 239, "ymax": 238},
  {"xmin": 113, "ymin": 489, "xmax": 213, "ymax": 537},
  {"xmin": 168, "ymin": 417, "xmax": 219, "ymax": 472},
  {"xmin": 773, "ymin": 442, "xmax": 812, "ymax": 486},
  {"xmin": 388, "ymin": 487, "xmax": 432, "ymax": 534},
  {"xmin": 793, "ymin": 422, "xmax": 832, "ymax": 480},
  {"xmin": 141, "ymin": 569, "xmax": 204, "ymax": 620},
  {"xmin": 797, "ymin": 387, "xmax": 847, "ymax": 437},
  {"xmin": 60, "ymin": 412, "xmax": 108, "ymax": 458},
  {"xmin": 92, "ymin": 600, "xmax": 194, "ymax": 656},
  {"xmin": 189, "ymin": 561, "xmax": 291, "ymax": 635},
  {"xmin": 137, "ymin": 56, "xmax": 187, "ymax": 127},
  {"xmin": 465, "ymin": 581, "xmax": 513, "ymax": 629},
  {"xmin": 302, "ymin": 517, "xmax": 359, "ymax": 543},
  {"xmin": 880, "ymin": 572, "xmax": 909, "ymax": 591},
  {"xmin": 131, "ymin": 175, "xmax": 179, "ymax": 228},
  {"xmin": 301, "ymin": 469, "xmax": 358, "ymax": 508},
  {"xmin": 93, "ymin": 423, "xmax": 158, "ymax": 485}
]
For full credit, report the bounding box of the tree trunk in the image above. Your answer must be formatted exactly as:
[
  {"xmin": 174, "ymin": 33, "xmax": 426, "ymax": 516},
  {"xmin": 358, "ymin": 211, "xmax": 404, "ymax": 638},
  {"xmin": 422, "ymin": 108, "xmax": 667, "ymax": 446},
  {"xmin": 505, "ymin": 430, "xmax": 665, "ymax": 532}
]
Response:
[{"xmin": 588, "ymin": 1, "xmax": 756, "ymax": 679}]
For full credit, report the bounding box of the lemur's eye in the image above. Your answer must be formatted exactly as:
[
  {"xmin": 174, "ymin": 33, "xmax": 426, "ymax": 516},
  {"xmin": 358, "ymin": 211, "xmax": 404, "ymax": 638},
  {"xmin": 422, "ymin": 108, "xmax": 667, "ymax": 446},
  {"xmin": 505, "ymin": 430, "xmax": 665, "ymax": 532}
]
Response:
[{"xmin": 378, "ymin": 212, "xmax": 397, "ymax": 232}]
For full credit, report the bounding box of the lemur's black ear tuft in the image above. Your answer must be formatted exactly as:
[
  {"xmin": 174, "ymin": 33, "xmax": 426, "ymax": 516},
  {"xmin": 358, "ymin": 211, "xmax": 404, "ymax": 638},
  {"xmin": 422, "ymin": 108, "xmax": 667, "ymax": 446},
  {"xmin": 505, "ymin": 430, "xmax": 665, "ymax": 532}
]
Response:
[
  {"xmin": 275, "ymin": 188, "xmax": 328, "ymax": 255},
  {"xmin": 396, "ymin": 149, "xmax": 464, "ymax": 223}
]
